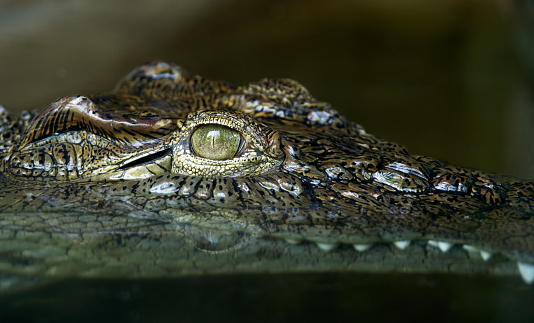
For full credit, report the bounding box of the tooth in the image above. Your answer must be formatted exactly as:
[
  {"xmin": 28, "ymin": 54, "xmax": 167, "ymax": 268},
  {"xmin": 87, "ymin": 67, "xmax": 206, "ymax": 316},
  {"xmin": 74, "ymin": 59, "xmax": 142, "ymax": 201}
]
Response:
[
  {"xmin": 462, "ymin": 245, "xmax": 483, "ymax": 259},
  {"xmin": 317, "ymin": 242, "xmax": 336, "ymax": 251},
  {"xmin": 353, "ymin": 244, "xmax": 371, "ymax": 252},
  {"xmin": 427, "ymin": 240, "xmax": 452, "ymax": 252},
  {"xmin": 285, "ymin": 238, "xmax": 300, "ymax": 244},
  {"xmin": 480, "ymin": 251, "xmax": 491, "ymax": 261},
  {"xmin": 518, "ymin": 262, "xmax": 534, "ymax": 284},
  {"xmin": 393, "ymin": 240, "xmax": 410, "ymax": 250},
  {"xmin": 437, "ymin": 241, "xmax": 453, "ymax": 253}
]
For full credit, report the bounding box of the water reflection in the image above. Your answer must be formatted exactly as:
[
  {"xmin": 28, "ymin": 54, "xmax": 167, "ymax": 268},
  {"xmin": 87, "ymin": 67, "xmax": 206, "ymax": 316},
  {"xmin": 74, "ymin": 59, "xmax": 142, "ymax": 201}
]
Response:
[
  {"xmin": 183, "ymin": 221, "xmax": 252, "ymax": 253},
  {"xmin": 0, "ymin": 174, "xmax": 533, "ymax": 321},
  {"xmin": 1, "ymin": 196, "xmax": 533, "ymax": 295}
]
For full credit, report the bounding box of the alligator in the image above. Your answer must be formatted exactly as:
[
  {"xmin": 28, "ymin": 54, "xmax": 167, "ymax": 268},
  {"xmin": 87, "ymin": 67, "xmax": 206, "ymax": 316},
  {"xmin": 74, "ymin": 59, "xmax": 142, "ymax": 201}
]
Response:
[{"xmin": 0, "ymin": 61, "xmax": 533, "ymax": 293}]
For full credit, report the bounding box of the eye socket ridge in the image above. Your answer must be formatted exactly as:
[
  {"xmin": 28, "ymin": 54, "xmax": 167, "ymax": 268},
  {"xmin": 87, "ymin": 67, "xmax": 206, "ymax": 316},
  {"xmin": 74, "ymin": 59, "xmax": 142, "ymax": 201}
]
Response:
[{"xmin": 190, "ymin": 124, "xmax": 246, "ymax": 160}]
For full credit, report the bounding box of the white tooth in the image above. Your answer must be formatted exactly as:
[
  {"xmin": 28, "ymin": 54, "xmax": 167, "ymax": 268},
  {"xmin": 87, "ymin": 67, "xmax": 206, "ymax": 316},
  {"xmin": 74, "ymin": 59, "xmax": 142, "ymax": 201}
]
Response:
[
  {"xmin": 518, "ymin": 262, "xmax": 534, "ymax": 284},
  {"xmin": 428, "ymin": 240, "xmax": 452, "ymax": 252},
  {"xmin": 462, "ymin": 245, "xmax": 483, "ymax": 260},
  {"xmin": 480, "ymin": 251, "xmax": 491, "ymax": 261},
  {"xmin": 317, "ymin": 242, "xmax": 336, "ymax": 251},
  {"xmin": 285, "ymin": 238, "xmax": 300, "ymax": 244},
  {"xmin": 437, "ymin": 241, "xmax": 453, "ymax": 253},
  {"xmin": 393, "ymin": 240, "xmax": 410, "ymax": 250},
  {"xmin": 353, "ymin": 244, "xmax": 371, "ymax": 252}
]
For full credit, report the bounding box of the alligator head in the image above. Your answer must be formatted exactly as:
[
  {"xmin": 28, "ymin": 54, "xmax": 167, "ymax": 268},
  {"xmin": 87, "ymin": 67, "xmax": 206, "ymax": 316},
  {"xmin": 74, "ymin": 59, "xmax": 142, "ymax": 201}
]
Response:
[{"xmin": 0, "ymin": 61, "xmax": 533, "ymax": 289}]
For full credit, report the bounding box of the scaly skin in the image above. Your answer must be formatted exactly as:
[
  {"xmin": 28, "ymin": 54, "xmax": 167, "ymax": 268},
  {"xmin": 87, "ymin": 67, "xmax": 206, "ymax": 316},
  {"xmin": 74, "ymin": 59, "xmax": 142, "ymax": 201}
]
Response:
[{"xmin": 0, "ymin": 61, "xmax": 533, "ymax": 292}]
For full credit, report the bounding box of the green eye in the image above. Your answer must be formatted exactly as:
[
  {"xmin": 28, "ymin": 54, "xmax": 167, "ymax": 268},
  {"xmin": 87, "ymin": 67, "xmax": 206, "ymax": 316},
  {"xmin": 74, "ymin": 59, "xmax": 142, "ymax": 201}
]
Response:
[{"xmin": 191, "ymin": 124, "xmax": 242, "ymax": 160}]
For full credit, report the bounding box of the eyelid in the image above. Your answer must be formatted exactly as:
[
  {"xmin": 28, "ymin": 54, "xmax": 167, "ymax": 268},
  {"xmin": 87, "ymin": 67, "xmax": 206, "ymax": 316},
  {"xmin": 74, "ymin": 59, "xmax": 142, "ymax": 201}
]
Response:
[{"xmin": 235, "ymin": 133, "xmax": 246, "ymax": 156}]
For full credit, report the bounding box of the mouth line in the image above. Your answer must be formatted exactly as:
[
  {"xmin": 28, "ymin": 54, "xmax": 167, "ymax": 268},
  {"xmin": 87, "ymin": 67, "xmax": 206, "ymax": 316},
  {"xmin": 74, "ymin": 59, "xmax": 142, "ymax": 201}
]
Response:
[{"xmin": 119, "ymin": 147, "xmax": 173, "ymax": 170}]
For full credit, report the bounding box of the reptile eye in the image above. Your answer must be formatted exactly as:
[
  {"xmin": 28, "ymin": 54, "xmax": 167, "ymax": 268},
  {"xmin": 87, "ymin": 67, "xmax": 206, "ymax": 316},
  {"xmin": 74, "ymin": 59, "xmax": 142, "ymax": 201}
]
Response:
[
  {"xmin": 172, "ymin": 110, "xmax": 283, "ymax": 177},
  {"xmin": 191, "ymin": 124, "xmax": 243, "ymax": 160}
]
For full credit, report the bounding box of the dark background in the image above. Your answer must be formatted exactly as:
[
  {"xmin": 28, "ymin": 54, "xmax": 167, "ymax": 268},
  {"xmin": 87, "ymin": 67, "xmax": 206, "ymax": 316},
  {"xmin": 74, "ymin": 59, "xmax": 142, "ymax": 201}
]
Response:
[
  {"xmin": 0, "ymin": 0, "xmax": 533, "ymax": 179},
  {"xmin": 1, "ymin": 1, "xmax": 534, "ymax": 321}
]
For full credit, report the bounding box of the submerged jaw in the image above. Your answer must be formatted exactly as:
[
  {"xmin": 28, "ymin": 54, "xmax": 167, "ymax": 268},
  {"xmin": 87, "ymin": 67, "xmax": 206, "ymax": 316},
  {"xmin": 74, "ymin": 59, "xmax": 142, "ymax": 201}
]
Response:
[{"xmin": 280, "ymin": 235, "xmax": 534, "ymax": 284}]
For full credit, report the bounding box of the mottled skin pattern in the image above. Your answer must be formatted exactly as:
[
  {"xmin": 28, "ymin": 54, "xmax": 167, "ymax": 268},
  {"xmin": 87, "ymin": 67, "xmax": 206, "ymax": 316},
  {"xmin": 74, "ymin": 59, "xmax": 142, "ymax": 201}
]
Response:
[{"xmin": 0, "ymin": 61, "xmax": 533, "ymax": 289}]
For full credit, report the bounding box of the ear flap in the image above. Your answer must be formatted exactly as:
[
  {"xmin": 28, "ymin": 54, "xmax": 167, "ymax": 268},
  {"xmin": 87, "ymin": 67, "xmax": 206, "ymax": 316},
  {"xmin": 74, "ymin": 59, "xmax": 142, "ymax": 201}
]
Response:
[
  {"xmin": 116, "ymin": 61, "xmax": 185, "ymax": 84},
  {"xmin": 19, "ymin": 95, "xmax": 177, "ymax": 150},
  {"xmin": 112, "ymin": 61, "xmax": 236, "ymax": 108}
]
